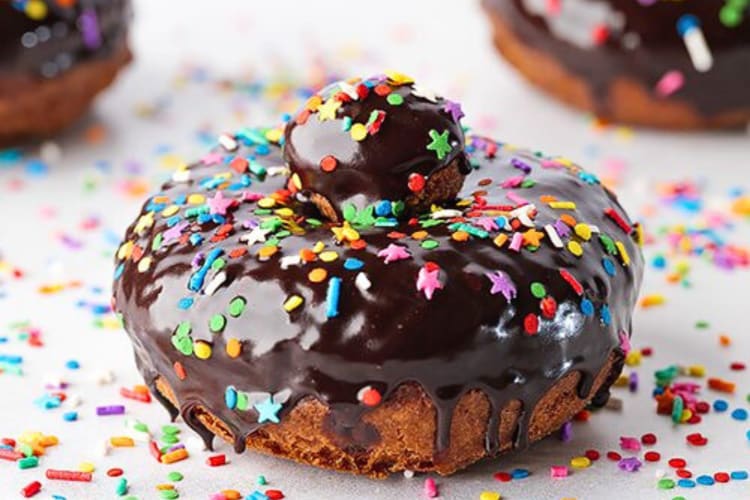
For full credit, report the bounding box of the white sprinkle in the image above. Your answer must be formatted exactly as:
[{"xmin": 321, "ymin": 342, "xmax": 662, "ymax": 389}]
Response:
[
  {"xmin": 172, "ymin": 169, "xmax": 191, "ymax": 183},
  {"xmin": 655, "ymin": 468, "xmax": 666, "ymax": 479},
  {"xmin": 545, "ymin": 224, "xmax": 564, "ymax": 249},
  {"xmin": 95, "ymin": 370, "xmax": 115, "ymax": 385},
  {"xmin": 431, "ymin": 209, "xmax": 463, "ymax": 219},
  {"xmin": 682, "ymin": 23, "xmax": 713, "ymax": 72},
  {"xmin": 403, "ymin": 470, "xmax": 415, "ymax": 479},
  {"xmin": 204, "ymin": 271, "xmax": 227, "ymax": 296},
  {"xmin": 95, "ymin": 440, "xmax": 110, "ymax": 457},
  {"xmin": 280, "ymin": 255, "xmax": 302, "ymax": 270},
  {"xmin": 218, "ymin": 134, "xmax": 238, "ymax": 151},
  {"xmin": 245, "ymin": 392, "xmax": 272, "ymax": 406},
  {"xmin": 185, "ymin": 435, "xmax": 205, "ymax": 452},
  {"xmin": 588, "ymin": 224, "xmax": 600, "ymax": 234},
  {"xmin": 355, "ymin": 272, "xmax": 371, "ymax": 292},
  {"xmin": 267, "ymin": 166, "xmax": 289, "ymax": 177},
  {"xmin": 338, "ymin": 82, "xmax": 360, "ymax": 100},
  {"xmin": 273, "ymin": 388, "xmax": 293, "ymax": 404},
  {"xmin": 605, "ymin": 396, "xmax": 623, "ymax": 411},
  {"xmin": 67, "ymin": 394, "xmax": 82, "ymax": 408},
  {"xmin": 240, "ymin": 226, "xmax": 269, "ymax": 246},
  {"xmin": 40, "ymin": 141, "xmax": 62, "ymax": 163},
  {"xmin": 511, "ymin": 204, "xmax": 536, "ymax": 227}
]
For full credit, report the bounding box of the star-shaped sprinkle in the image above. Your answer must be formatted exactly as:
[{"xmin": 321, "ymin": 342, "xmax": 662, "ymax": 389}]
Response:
[
  {"xmin": 474, "ymin": 217, "xmax": 499, "ymax": 232},
  {"xmin": 163, "ymin": 221, "xmax": 188, "ymax": 243},
  {"xmin": 411, "ymin": 84, "xmax": 438, "ymax": 102},
  {"xmin": 486, "ymin": 271, "xmax": 517, "ymax": 303},
  {"xmin": 240, "ymin": 226, "xmax": 269, "ymax": 246},
  {"xmin": 201, "ymin": 151, "xmax": 223, "ymax": 166},
  {"xmin": 522, "ymin": 228, "xmax": 545, "ymax": 247},
  {"xmin": 134, "ymin": 211, "xmax": 154, "ymax": 235},
  {"xmin": 416, "ymin": 266, "xmax": 443, "ymax": 300},
  {"xmin": 443, "ymin": 100, "xmax": 464, "ymax": 122},
  {"xmin": 207, "ymin": 191, "xmax": 234, "ymax": 216},
  {"xmin": 317, "ymin": 98, "xmax": 342, "ymax": 121},
  {"xmin": 426, "ymin": 129, "xmax": 452, "ymax": 160},
  {"xmin": 254, "ymin": 396, "xmax": 282, "ymax": 424},
  {"xmin": 377, "ymin": 243, "xmax": 411, "ymax": 264}
]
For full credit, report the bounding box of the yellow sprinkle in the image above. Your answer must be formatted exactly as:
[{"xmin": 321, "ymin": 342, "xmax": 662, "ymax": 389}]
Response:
[
  {"xmin": 688, "ymin": 365, "xmax": 706, "ymax": 377},
  {"xmin": 675, "ymin": 260, "xmax": 690, "ymax": 275},
  {"xmin": 117, "ymin": 241, "xmax": 134, "ymax": 260},
  {"xmin": 187, "ymin": 194, "xmax": 205, "ymax": 205},
  {"xmin": 574, "ymin": 223, "xmax": 592, "ymax": 241},
  {"xmin": 25, "ymin": 0, "xmax": 47, "ymax": 20},
  {"xmin": 265, "ymin": 128, "xmax": 283, "ymax": 143},
  {"xmin": 625, "ymin": 350, "xmax": 642, "ymax": 367},
  {"xmin": 479, "ymin": 492, "xmax": 501, "ymax": 500},
  {"xmin": 275, "ymin": 207, "xmax": 294, "ymax": 217},
  {"xmin": 134, "ymin": 211, "xmax": 155, "ymax": 235},
  {"xmin": 342, "ymin": 227, "xmax": 360, "ymax": 242},
  {"xmin": 614, "ymin": 374, "xmax": 629, "ymax": 387},
  {"xmin": 549, "ymin": 201, "xmax": 576, "ymax": 210},
  {"xmin": 291, "ymin": 173, "xmax": 302, "ymax": 190},
  {"xmin": 160, "ymin": 449, "xmax": 188, "ymax": 464},
  {"xmin": 194, "ymin": 341, "xmax": 212, "ymax": 360},
  {"xmin": 137, "ymin": 257, "xmax": 152, "ymax": 273},
  {"xmin": 680, "ymin": 409, "xmax": 693, "ymax": 423},
  {"xmin": 635, "ymin": 222, "xmax": 644, "ymax": 247},
  {"xmin": 567, "ymin": 240, "xmax": 583, "ymax": 257},
  {"xmin": 319, "ymin": 251, "xmax": 338, "ymax": 263},
  {"xmin": 156, "ymin": 484, "xmax": 175, "ymax": 491},
  {"xmin": 38, "ymin": 435, "xmax": 58, "ymax": 447},
  {"xmin": 384, "ymin": 70, "xmax": 414, "ymax": 85},
  {"xmin": 570, "ymin": 456, "xmax": 591, "ymax": 468},
  {"xmin": 78, "ymin": 462, "xmax": 95, "ymax": 473},
  {"xmin": 640, "ymin": 294, "xmax": 665, "ymax": 308},
  {"xmin": 350, "ymin": 123, "xmax": 368, "ymax": 141},
  {"xmin": 161, "ymin": 205, "xmax": 180, "ymax": 217},
  {"xmin": 226, "ymin": 338, "xmax": 242, "ymax": 359},
  {"xmin": 110, "ymin": 436, "xmax": 135, "ymax": 447},
  {"xmin": 257, "ymin": 245, "xmax": 278, "ymax": 260},
  {"xmin": 258, "ymin": 197, "xmax": 276, "ymax": 209},
  {"xmin": 312, "ymin": 241, "xmax": 326, "ymax": 254},
  {"xmin": 283, "ymin": 295, "xmax": 304, "ymax": 312},
  {"xmin": 615, "ymin": 241, "xmax": 630, "ymax": 266},
  {"xmin": 493, "ymin": 234, "xmax": 508, "ymax": 248},
  {"xmin": 308, "ymin": 268, "xmax": 328, "ymax": 283}
]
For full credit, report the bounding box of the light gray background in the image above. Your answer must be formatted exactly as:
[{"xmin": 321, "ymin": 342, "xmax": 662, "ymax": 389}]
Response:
[{"xmin": 0, "ymin": 1, "xmax": 748, "ymax": 498}]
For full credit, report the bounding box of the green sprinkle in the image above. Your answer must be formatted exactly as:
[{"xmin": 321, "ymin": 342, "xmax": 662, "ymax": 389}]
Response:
[
  {"xmin": 160, "ymin": 490, "xmax": 179, "ymax": 500},
  {"xmin": 167, "ymin": 471, "xmax": 184, "ymax": 482},
  {"xmin": 342, "ymin": 203, "xmax": 357, "ymax": 222},
  {"xmin": 386, "ymin": 93, "xmax": 404, "ymax": 106},
  {"xmin": 18, "ymin": 456, "xmax": 38, "ymax": 469},
  {"xmin": 657, "ymin": 478, "xmax": 675, "ymax": 489},
  {"xmin": 391, "ymin": 200, "xmax": 405, "ymax": 217},
  {"xmin": 116, "ymin": 477, "xmax": 128, "ymax": 496},
  {"xmin": 530, "ymin": 282, "xmax": 546, "ymax": 298},
  {"xmin": 520, "ymin": 179, "xmax": 536, "ymax": 188},
  {"xmin": 275, "ymin": 230, "xmax": 291, "ymax": 239},
  {"xmin": 211, "ymin": 258, "xmax": 225, "ymax": 271},
  {"xmin": 133, "ymin": 422, "xmax": 149, "ymax": 433},
  {"xmin": 175, "ymin": 322, "xmax": 192, "ymax": 337},
  {"xmin": 162, "ymin": 424, "xmax": 180, "ymax": 436},
  {"xmin": 171, "ymin": 335, "xmax": 193, "ymax": 356},
  {"xmin": 152, "ymin": 232, "xmax": 163, "ymax": 251},
  {"xmin": 162, "ymin": 433, "xmax": 179, "ymax": 445},
  {"xmin": 695, "ymin": 320, "xmax": 710, "ymax": 329},
  {"xmin": 209, "ymin": 314, "xmax": 226, "ymax": 333},
  {"xmin": 307, "ymin": 218, "xmax": 322, "ymax": 227},
  {"xmin": 599, "ymin": 234, "xmax": 617, "ymax": 255},
  {"xmin": 257, "ymin": 475, "xmax": 267, "ymax": 485},
  {"xmin": 236, "ymin": 392, "xmax": 249, "ymax": 411},
  {"xmin": 254, "ymin": 208, "xmax": 272, "ymax": 216},
  {"xmin": 720, "ymin": 5, "xmax": 742, "ymax": 27},
  {"xmin": 421, "ymin": 240, "xmax": 439, "ymax": 250},
  {"xmin": 228, "ymin": 297, "xmax": 246, "ymax": 318},
  {"xmin": 671, "ymin": 395, "xmax": 684, "ymax": 423},
  {"xmin": 18, "ymin": 443, "xmax": 33, "ymax": 457}
]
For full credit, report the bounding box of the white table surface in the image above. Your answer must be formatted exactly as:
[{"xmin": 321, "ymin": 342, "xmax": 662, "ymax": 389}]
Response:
[{"xmin": 1, "ymin": 1, "xmax": 749, "ymax": 498}]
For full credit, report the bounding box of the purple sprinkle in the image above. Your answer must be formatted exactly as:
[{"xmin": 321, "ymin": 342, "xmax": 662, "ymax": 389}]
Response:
[
  {"xmin": 559, "ymin": 421, "xmax": 573, "ymax": 442},
  {"xmin": 628, "ymin": 372, "xmax": 638, "ymax": 392},
  {"xmin": 618, "ymin": 457, "xmax": 642, "ymax": 472},
  {"xmin": 96, "ymin": 405, "xmax": 125, "ymax": 416},
  {"xmin": 80, "ymin": 9, "xmax": 102, "ymax": 50},
  {"xmin": 554, "ymin": 219, "xmax": 572, "ymax": 238},
  {"xmin": 510, "ymin": 158, "xmax": 532, "ymax": 174},
  {"xmin": 167, "ymin": 444, "xmax": 185, "ymax": 452}
]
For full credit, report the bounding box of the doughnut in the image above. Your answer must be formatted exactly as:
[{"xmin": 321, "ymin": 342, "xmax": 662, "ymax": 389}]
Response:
[
  {"xmin": 0, "ymin": 0, "xmax": 132, "ymax": 144},
  {"xmin": 482, "ymin": 0, "xmax": 750, "ymax": 129},
  {"xmin": 113, "ymin": 73, "xmax": 644, "ymax": 477}
]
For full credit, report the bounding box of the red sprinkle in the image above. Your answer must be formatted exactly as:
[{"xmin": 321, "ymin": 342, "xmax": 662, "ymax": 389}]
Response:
[
  {"xmin": 0, "ymin": 448, "xmax": 23, "ymax": 461},
  {"xmin": 695, "ymin": 401, "xmax": 710, "ymax": 414},
  {"xmin": 206, "ymin": 454, "xmax": 227, "ymax": 467},
  {"xmin": 668, "ymin": 458, "xmax": 687, "ymax": 468},
  {"xmin": 493, "ymin": 472, "xmax": 512, "ymax": 482},
  {"xmin": 714, "ymin": 472, "xmax": 730, "ymax": 483},
  {"xmin": 640, "ymin": 433, "xmax": 657, "ymax": 445},
  {"xmin": 21, "ymin": 481, "xmax": 41, "ymax": 498},
  {"xmin": 173, "ymin": 361, "xmax": 187, "ymax": 381},
  {"xmin": 606, "ymin": 451, "xmax": 621, "ymax": 461},
  {"xmin": 644, "ymin": 451, "xmax": 661, "ymax": 462},
  {"xmin": 265, "ymin": 490, "xmax": 285, "ymax": 499},
  {"xmin": 119, "ymin": 387, "xmax": 151, "ymax": 403},
  {"xmin": 676, "ymin": 469, "xmax": 693, "ymax": 479},
  {"xmin": 686, "ymin": 433, "xmax": 708, "ymax": 446},
  {"xmin": 149, "ymin": 440, "xmax": 162, "ymax": 462},
  {"xmin": 585, "ymin": 449, "xmax": 600, "ymax": 461},
  {"xmin": 407, "ymin": 173, "xmax": 426, "ymax": 193},
  {"xmin": 730, "ymin": 362, "xmax": 746, "ymax": 371},
  {"xmin": 523, "ymin": 314, "xmax": 539, "ymax": 335},
  {"xmin": 45, "ymin": 469, "xmax": 92, "ymax": 482},
  {"xmin": 319, "ymin": 155, "xmax": 338, "ymax": 173},
  {"xmin": 107, "ymin": 468, "xmax": 124, "ymax": 477},
  {"xmin": 640, "ymin": 347, "xmax": 653, "ymax": 356},
  {"xmin": 559, "ymin": 269, "xmax": 583, "ymax": 295},
  {"xmin": 604, "ymin": 207, "xmax": 632, "ymax": 233}
]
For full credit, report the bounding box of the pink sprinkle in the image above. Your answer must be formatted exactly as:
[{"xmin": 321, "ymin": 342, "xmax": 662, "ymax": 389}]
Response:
[
  {"xmin": 655, "ymin": 70, "xmax": 684, "ymax": 98},
  {"xmin": 500, "ymin": 175, "xmax": 524, "ymax": 188},
  {"xmin": 509, "ymin": 232, "xmax": 524, "ymax": 252},
  {"xmin": 620, "ymin": 436, "xmax": 641, "ymax": 451},
  {"xmin": 423, "ymin": 477, "xmax": 438, "ymax": 498},
  {"xmin": 208, "ymin": 494, "xmax": 227, "ymax": 500},
  {"xmin": 506, "ymin": 191, "xmax": 529, "ymax": 207},
  {"xmin": 550, "ymin": 465, "xmax": 568, "ymax": 478}
]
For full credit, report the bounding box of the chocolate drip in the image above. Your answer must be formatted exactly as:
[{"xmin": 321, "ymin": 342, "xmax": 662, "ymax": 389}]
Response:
[
  {"xmin": 0, "ymin": 0, "xmax": 131, "ymax": 79},
  {"xmin": 114, "ymin": 125, "xmax": 643, "ymax": 461},
  {"xmin": 484, "ymin": 0, "xmax": 750, "ymax": 117}
]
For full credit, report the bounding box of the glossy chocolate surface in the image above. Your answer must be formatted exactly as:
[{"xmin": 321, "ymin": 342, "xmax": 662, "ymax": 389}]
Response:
[
  {"xmin": 0, "ymin": 0, "xmax": 130, "ymax": 78},
  {"xmin": 484, "ymin": 0, "xmax": 750, "ymax": 117},
  {"xmin": 114, "ymin": 112, "xmax": 643, "ymax": 457},
  {"xmin": 284, "ymin": 74, "xmax": 471, "ymax": 218}
]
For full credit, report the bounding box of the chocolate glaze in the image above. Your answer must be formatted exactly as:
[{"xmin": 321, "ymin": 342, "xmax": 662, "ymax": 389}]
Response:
[
  {"xmin": 484, "ymin": 0, "xmax": 750, "ymax": 117},
  {"xmin": 113, "ymin": 120, "xmax": 643, "ymax": 460},
  {"xmin": 0, "ymin": 0, "xmax": 130, "ymax": 79},
  {"xmin": 284, "ymin": 75, "xmax": 471, "ymax": 218}
]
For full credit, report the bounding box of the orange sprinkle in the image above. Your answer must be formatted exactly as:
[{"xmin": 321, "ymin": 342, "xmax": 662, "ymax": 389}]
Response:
[
  {"xmin": 156, "ymin": 484, "xmax": 175, "ymax": 491},
  {"xmin": 493, "ymin": 234, "xmax": 508, "ymax": 248},
  {"xmin": 173, "ymin": 361, "xmax": 187, "ymax": 380},
  {"xmin": 707, "ymin": 377, "xmax": 735, "ymax": 393},
  {"xmin": 229, "ymin": 247, "xmax": 247, "ymax": 259},
  {"xmin": 411, "ymin": 231, "xmax": 429, "ymax": 240},
  {"xmin": 257, "ymin": 246, "xmax": 278, "ymax": 260},
  {"xmin": 539, "ymin": 195, "xmax": 556, "ymax": 203},
  {"xmin": 560, "ymin": 214, "xmax": 577, "ymax": 227},
  {"xmin": 226, "ymin": 338, "xmax": 242, "ymax": 359},
  {"xmin": 452, "ymin": 231, "xmax": 470, "ymax": 242},
  {"xmin": 221, "ymin": 490, "xmax": 242, "ymax": 500},
  {"xmin": 308, "ymin": 268, "xmax": 328, "ymax": 283},
  {"xmin": 160, "ymin": 449, "xmax": 188, "ymax": 464},
  {"xmin": 299, "ymin": 248, "xmax": 317, "ymax": 263},
  {"xmin": 719, "ymin": 334, "xmax": 732, "ymax": 347}
]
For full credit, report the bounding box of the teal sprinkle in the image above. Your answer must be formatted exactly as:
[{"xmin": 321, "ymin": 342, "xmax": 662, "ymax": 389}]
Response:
[{"xmin": 672, "ymin": 395, "xmax": 684, "ymax": 423}]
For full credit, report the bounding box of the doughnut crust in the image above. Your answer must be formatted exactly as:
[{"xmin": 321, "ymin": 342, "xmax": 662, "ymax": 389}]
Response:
[{"xmin": 482, "ymin": 0, "xmax": 750, "ymax": 129}]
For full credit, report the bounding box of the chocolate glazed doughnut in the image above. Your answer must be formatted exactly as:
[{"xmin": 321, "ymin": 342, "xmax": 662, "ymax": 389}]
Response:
[
  {"xmin": 483, "ymin": 0, "xmax": 750, "ymax": 129},
  {"xmin": 113, "ymin": 74, "xmax": 644, "ymax": 477},
  {"xmin": 0, "ymin": 0, "xmax": 132, "ymax": 144}
]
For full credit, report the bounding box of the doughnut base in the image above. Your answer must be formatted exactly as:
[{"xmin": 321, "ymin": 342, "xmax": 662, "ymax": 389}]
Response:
[
  {"xmin": 484, "ymin": 6, "xmax": 750, "ymax": 130},
  {"xmin": 0, "ymin": 44, "xmax": 131, "ymax": 146},
  {"xmin": 152, "ymin": 352, "xmax": 620, "ymax": 478}
]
